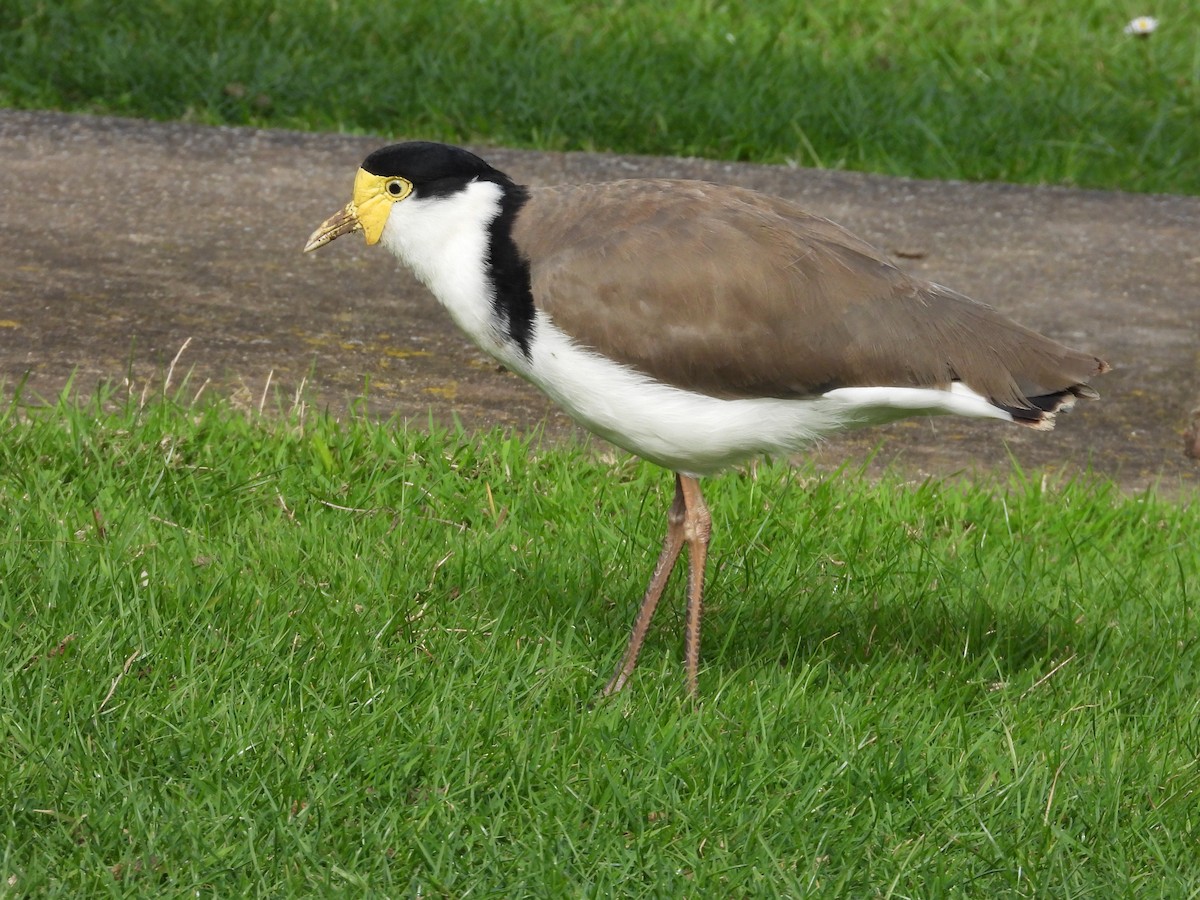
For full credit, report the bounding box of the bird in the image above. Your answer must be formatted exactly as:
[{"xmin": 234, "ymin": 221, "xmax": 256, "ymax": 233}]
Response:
[{"xmin": 304, "ymin": 141, "xmax": 1108, "ymax": 698}]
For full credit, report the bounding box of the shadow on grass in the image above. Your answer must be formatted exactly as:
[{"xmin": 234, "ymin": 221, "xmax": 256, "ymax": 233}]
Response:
[{"xmin": 568, "ymin": 561, "xmax": 1080, "ymax": 692}]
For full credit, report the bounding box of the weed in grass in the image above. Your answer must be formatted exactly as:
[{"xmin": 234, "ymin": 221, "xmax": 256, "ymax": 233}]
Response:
[
  {"xmin": 2, "ymin": 0, "xmax": 1198, "ymax": 195},
  {"xmin": 1, "ymin": 384, "xmax": 1198, "ymax": 894}
]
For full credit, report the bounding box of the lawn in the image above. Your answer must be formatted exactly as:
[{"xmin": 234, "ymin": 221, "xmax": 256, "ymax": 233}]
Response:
[
  {"xmin": 2, "ymin": 0, "xmax": 1199, "ymax": 894},
  {"xmin": 2, "ymin": 386, "xmax": 1197, "ymax": 895},
  {"xmin": 1, "ymin": 0, "xmax": 1198, "ymax": 194}
]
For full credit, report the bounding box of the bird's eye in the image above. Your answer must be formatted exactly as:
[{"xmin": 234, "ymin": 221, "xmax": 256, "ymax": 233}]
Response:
[{"xmin": 386, "ymin": 179, "xmax": 406, "ymax": 196}]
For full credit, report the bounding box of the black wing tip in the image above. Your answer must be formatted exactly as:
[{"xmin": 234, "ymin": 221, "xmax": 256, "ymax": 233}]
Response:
[{"xmin": 1001, "ymin": 381, "xmax": 1103, "ymax": 431}]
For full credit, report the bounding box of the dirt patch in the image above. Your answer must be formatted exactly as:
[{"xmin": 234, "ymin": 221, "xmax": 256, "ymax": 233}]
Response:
[{"xmin": 1, "ymin": 110, "xmax": 1196, "ymax": 491}]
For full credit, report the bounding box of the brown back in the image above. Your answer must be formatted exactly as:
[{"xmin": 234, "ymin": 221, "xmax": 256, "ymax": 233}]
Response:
[{"xmin": 512, "ymin": 180, "xmax": 1106, "ymax": 408}]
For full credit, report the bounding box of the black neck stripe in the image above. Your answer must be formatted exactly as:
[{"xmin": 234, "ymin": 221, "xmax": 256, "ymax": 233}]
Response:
[{"xmin": 486, "ymin": 184, "xmax": 536, "ymax": 359}]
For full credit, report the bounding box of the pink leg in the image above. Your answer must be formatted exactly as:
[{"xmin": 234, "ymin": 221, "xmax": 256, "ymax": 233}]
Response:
[
  {"xmin": 678, "ymin": 475, "xmax": 712, "ymax": 698},
  {"xmin": 601, "ymin": 474, "xmax": 712, "ymax": 697},
  {"xmin": 601, "ymin": 475, "xmax": 688, "ymax": 697}
]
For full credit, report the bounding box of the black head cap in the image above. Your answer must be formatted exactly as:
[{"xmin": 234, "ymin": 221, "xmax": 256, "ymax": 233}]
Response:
[{"xmin": 360, "ymin": 142, "xmax": 512, "ymax": 198}]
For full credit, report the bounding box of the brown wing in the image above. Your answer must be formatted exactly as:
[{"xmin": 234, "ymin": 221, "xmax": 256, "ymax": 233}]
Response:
[{"xmin": 511, "ymin": 179, "xmax": 1106, "ymax": 408}]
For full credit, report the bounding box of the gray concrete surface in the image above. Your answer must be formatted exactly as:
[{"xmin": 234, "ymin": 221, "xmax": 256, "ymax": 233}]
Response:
[{"xmin": 1, "ymin": 110, "xmax": 1196, "ymax": 491}]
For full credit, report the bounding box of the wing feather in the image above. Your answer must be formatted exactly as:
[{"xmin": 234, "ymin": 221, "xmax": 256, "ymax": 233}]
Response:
[{"xmin": 511, "ymin": 180, "xmax": 1106, "ymax": 408}]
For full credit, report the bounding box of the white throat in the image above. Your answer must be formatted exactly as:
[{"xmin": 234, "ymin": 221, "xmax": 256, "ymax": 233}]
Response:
[{"xmin": 378, "ymin": 180, "xmax": 518, "ymax": 362}]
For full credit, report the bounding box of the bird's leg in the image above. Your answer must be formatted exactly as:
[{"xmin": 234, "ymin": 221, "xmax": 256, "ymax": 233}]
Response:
[
  {"xmin": 600, "ymin": 474, "xmax": 688, "ymax": 697},
  {"xmin": 677, "ymin": 475, "xmax": 712, "ymax": 698}
]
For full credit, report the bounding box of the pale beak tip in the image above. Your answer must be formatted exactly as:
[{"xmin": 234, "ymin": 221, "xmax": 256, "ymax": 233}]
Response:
[
  {"xmin": 302, "ymin": 231, "xmax": 329, "ymax": 253},
  {"xmin": 302, "ymin": 202, "xmax": 361, "ymax": 254}
]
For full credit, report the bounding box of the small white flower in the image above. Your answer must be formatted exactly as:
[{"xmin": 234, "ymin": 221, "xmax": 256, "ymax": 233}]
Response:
[{"xmin": 1124, "ymin": 16, "xmax": 1158, "ymax": 36}]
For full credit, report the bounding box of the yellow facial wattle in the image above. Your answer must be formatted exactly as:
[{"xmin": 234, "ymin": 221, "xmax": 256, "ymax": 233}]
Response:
[
  {"xmin": 303, "ymin": 169, "xmax": 413, "ymax": 252},
  {"xmin": 353, "ymin": 169, "xmax": 413, "ymax": 246}
]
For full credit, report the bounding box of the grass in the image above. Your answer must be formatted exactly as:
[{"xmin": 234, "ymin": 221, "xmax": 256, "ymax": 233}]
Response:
[
  {"xmin": 2, "ymin": 0, "xmax": 1199, "ymax": 194},
  {"xmin": 2, "ymin": 4, "xmax": 1198, "ymax": 892},
  {"xmin": 2, "ymin": 382, "xmax": 1198, "ymax": 896}
]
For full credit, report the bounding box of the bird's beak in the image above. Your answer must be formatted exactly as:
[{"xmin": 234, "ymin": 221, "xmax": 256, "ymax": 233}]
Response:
[
  {"xmin": 304, "ymin": 168, "xmax": 398, "ymax": 252},
  {"xmin": 303, "ymin": 202, "xmax": 361, "ymax": 253}
]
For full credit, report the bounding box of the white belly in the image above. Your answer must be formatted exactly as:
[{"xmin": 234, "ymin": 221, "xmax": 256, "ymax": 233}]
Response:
[{"xmin": 511, "ymin": 314, "xmax": 1011, "ymax": 476}]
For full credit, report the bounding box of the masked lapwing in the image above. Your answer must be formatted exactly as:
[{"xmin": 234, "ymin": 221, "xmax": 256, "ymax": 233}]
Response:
[{"xmin": 305, "ymin": 142, "xmax": 1108, "ymax": 698}]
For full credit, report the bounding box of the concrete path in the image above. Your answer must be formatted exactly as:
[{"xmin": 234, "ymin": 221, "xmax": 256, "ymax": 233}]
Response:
[{"xmin": 1, "ymin": 110, "xmax": 1196, "ymax": 491}]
